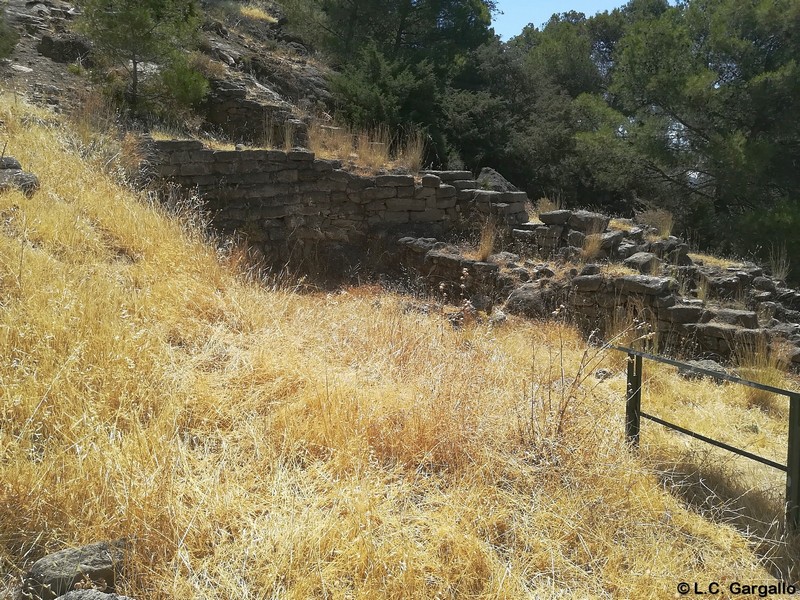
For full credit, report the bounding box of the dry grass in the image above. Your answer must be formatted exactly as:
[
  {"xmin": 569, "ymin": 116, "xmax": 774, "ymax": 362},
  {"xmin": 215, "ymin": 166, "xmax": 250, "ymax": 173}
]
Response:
[
  {"xmin": 355, "ymin": 125, "xmax": 392, "ymax": 171},
  {"xmin": 618, "ymin": 358, "xmax": 800, "ymax": 575},
  {"xmin": 580, "ymin": 222, "xmax": 607, "ymax": 262},
  {"xmin": 735, "ymin": 338, "xmax": 790, "ymax": 414},
  {"xmin": 474, "ymin": 218, "xmax": 497, "ymax": 262},
  {"xmin": 608, "ymin": 218, "xmax": 635, "ymax": 232},
  {"xmin": 188, "ymin": 51, "xmax": 228, "ymax": 80},
  {"xmin": 769, "ymin": 243, "xmax": 791, "ymax": 282},
  {"xmin": 0, "ymin": 93, "xmax": 789, "ymax": 598},
  {"xmin": 240, "ymin": 3, "xmax": 278, "ymax": 23},
  {"xmin": 535, "ymin": 196, "xmax": 561, "ymax": 215},
  {"xmin": 687, "ymin": 252, "xmax": 745, "ymax": 269},
  {"xmin": 636, "ymin": 208, "xmax": 673, "ymax": 240},
  {"xmin": 308, "ymin": 121, "xmax": 426, "ymax": 174}
]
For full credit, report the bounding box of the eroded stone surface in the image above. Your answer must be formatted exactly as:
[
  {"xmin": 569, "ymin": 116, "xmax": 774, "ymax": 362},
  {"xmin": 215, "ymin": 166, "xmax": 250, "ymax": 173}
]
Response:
[{"xmin": 22, "ymin": 540, "xmax": 127, "ymax": 600}]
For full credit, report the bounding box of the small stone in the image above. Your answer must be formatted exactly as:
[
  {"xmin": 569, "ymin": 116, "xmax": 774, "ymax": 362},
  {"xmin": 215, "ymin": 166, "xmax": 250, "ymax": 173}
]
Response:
[
  {"xmin": 22, "ymin": 540, "xmax": 127, "ymax": 600},
  {"xmin": 580, "ymin": 264, "xmax": 601, "ymax": 276},
  {"xmin": 594, "ymin": 368, "xmax": 613, "ymax": 380},
  {"xmin": 489, "ymin": 309, "xmax": 507, "ymax": 326},
  {"xmin": 56, "ymin": 591, "xmax": 136, "ymax": 600}
]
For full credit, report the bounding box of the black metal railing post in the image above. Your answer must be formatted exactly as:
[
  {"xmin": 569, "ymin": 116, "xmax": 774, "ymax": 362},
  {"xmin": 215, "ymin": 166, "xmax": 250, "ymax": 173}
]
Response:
[
  {"xmin": 786, "ymin": 393, "xmax": 800, "ymax": 532},
  {"xmin": 612, "ymin": 344, "xmax": 800, "ymax": 534},
  {"xmin": 625, "ymin": 353, "xmax": 642, "ymax": 446}
]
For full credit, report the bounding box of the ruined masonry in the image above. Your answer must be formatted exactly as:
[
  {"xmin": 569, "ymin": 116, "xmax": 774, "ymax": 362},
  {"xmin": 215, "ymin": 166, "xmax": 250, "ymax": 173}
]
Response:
[{"xmin": 145, "ymin": 140, "xmax": 527, "ymax": 265}]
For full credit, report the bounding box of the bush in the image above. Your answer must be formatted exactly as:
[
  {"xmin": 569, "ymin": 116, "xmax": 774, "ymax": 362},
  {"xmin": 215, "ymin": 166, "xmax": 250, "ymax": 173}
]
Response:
[
  {"xmin": 735, "ymin": 200, "xmax": 800, "ymax": 283},
  {"xmin": 160, "ymin": 55, "xmax": 209, "ymax": 109}
]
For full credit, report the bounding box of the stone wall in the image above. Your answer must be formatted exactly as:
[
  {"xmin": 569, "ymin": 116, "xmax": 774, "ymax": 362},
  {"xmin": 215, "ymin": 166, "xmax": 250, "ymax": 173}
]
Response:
[
  {"xmin": 146, "ymin": 140, "xmax": 488, "ymax": 269},
  {"xmin": 202, "ymin": 79, "xmax": 309, "ymax": 147},
  {"xmin": 422, "ymin": 170, "xmax": 529, "ymax": 228},
  {"xmin": 395, "ymin": 237, "xmax": 800, "ymax": 365}
]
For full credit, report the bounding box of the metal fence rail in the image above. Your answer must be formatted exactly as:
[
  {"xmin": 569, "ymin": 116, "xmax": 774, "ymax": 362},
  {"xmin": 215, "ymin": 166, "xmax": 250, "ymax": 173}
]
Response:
[{"xmin": 608, "ymin": 345, "xmax": 800, "ymax": 531}]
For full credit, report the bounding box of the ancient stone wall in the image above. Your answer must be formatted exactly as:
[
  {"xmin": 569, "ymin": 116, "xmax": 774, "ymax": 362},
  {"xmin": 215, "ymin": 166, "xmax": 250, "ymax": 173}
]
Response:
[
  {"xmin": 396, "ymin": 236, "xmax": 800, "ymax": 365},
  {"xmin": 146, "ymin": 140, "xmax": 481, "ymax": 268},
  {"xmin": 202, "ymin": 79, "xmax": 309, "ymax": 147},
  {"xmin": 422, "ymin": 170, "xmax": 529, "ymax": 228}
]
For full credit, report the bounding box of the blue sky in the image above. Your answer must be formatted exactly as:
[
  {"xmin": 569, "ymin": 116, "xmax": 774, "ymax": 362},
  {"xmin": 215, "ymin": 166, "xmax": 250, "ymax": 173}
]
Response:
[{"xmin": 492, "ymin": 0, "xmax": 626, "ymax": 39}]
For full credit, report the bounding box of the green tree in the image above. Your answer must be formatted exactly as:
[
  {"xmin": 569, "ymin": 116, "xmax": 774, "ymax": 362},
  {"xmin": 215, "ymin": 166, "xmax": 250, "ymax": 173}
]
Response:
[
  {"xmin": 77, "ymin": 0, "xmax": 203, "ymax": 108},
  {"xmin": 575, "ymin": 0, "xmax": 800, "ymax": 269}
]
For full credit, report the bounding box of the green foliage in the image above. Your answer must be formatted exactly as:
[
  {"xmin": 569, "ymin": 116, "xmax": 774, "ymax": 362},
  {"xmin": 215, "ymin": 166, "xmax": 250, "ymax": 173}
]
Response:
[
  {"xmin": 330, "ymin": 44, "xmax": 437, "ymax": 128},
  {"xmin": 283, "ymin": 0, "xmax": 495, "ymax": 70},
  {"xmin": 0, "ymin": 8, "xmax": 18, "ymax": 58},
  {"xmin": 77, "ymin": 0, "xmax": 204, "ymax": 109},
  {"xmin": 736, "ymin": 200, "xmax": 800, "ymax": 282},
  {"xmin": 160, "ymin": 55, "xmax": 209, "ymax": 109}
]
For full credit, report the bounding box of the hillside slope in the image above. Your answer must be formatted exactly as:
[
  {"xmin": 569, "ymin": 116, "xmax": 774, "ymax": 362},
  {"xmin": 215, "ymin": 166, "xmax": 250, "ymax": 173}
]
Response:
[{"xmin": 0, "ymin": 95, "xmax": 788, "ymax": 598}]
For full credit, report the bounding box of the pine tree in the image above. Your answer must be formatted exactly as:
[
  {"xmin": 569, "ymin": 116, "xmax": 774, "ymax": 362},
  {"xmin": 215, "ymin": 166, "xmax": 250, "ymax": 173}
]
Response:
[{"xmin": 78, "ymin": 0, "xmax": 201, "ymax": 107}]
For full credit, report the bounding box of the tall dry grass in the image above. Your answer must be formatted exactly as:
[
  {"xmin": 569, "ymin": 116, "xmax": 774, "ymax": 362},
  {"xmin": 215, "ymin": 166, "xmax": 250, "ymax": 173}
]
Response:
[
  {"xmin": 308, "ymin": 121, "xmax": 425, "ymax": 174},
  {"xmin": 0, "ymin": 92, "xmax": 787, "ymax": 598}
]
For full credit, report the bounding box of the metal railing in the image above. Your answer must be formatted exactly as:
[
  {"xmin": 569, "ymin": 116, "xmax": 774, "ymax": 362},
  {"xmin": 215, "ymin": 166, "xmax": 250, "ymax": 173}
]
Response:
[{"xmin": 610, "ymin": 345, "xmax": 800, "ymax": 531}]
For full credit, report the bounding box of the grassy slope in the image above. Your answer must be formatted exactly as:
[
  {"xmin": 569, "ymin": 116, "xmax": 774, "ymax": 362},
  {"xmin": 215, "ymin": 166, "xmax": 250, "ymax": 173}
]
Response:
[{"xmin": 0, "ymin": 94, "xmax": 790, "ymax": 598}]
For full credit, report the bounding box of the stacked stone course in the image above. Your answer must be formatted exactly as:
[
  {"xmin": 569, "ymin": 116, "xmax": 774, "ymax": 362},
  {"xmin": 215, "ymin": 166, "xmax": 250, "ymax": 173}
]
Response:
[
  {"xmin": 396, "ymin": 236, "xmax": 800, "ymax": 365},
  {"xmin": 421, "ymin": 170, "xmax": 529, "ymax": 228},
  {"xmin": 146, "ymin": 141, "xmax": 500, "ymax": 265}
]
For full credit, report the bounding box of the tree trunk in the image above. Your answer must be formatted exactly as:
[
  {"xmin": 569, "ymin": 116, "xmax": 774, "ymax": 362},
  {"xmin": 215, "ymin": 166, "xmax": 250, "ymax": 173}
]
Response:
[{"xmin": 131, "ymin": 55, "xmax": 139, "ymax": 107}]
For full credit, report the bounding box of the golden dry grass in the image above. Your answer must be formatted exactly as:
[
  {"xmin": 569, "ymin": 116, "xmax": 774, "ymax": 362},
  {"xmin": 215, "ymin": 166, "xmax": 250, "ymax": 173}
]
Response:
[
  {"xmin": 687, "ymin": 252, "xmax": 745, "ymax": 270},
  {"xmin": 635, "ymin": 209, "xmax": 673, "ymax": 240},
  {"xmin": 0, "ymin": 93, "xmax": 792, "ymax": 598},
  {"xmin": 240, "ymin": 3, "xmax": 278, "ymax": 23},
  {"xmin": 469, "ymin": 218, "xmax": 497, "ymax": 262},
  {"xmin": 308, "ymin": 121, "xmax": 426, "ymax": 174}
]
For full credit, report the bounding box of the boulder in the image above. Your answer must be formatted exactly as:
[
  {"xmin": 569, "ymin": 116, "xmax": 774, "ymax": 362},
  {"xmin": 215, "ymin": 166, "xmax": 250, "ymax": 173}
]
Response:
[
  {"xmin": 713, "ymin": 308, "xmax": 759, "ymax": 329},
  {"xmin": 37, "ymin": 34, "xmax": 93, "ymax": 65},
  {"xmin": 678, "ymin": 359, "xmax": 730, "ymax": 383},
  {"xmin": 22, "ymin": 540, "xmax": 127, "ymax": 600},
  {"xmin": 0, "ymin": 169, "xmax": 40, "ymax": 196},
  {"xmin": 538, "ymin": 210, "xmax": 571, "ymax": 226},
  {"xmin": 488, "ymin": 251, "xmax": 521, "ymax": 265},
  {"xmin": 624, "ymin": 252, "xmax": 662, "ymax": 274},
  {"xmin": 664, "ymin": 304, "xmax": 704, "ymax": 324},
  {"xmin": 397, "ymin": 237, "xmax": 437, "ymax": 254},
  {"xmin": 567, "ymin": 210, "xmax": 609, "ymax": 233},
  {"xmin": 572, "ymin": 275, "xmax": 604, "ymax": 292},
  {"xmin": 615, "ymin": 275, "xmax": 676, "ymax": 296},
  {"xmin": 600, "ymin": 230, "xmax": 625, "ymax": 250},
  {"xmin": 420, "ymin": 174, "xmax": 441, "ymax": 187},
  {"xmin": 580, "ymin": 264, "xmax": 602, "ymax": 276},
  {"xmin": 0, "ymin": 157, "xmax": 22, "ymax": 170},
  {"xmin": 567, "ymin": 229, "xmax": 586, "ymax": 247},
  {"xmin": 476, "ymin": 167, "xmax": 519, "ymax": 192},
  {"xmin": 505, "ymin": 280, "xmax": 566, "ymax": 319},
  {"xmin": 753, "ymin": 276, "xmax": 777, "ymax": 293}
]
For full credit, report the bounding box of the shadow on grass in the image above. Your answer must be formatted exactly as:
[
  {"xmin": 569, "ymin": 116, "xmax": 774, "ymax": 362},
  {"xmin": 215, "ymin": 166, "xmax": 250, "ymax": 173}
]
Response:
[{"xmin": 649, "ymin": 444, "xmax": 800, "ymax": 581}]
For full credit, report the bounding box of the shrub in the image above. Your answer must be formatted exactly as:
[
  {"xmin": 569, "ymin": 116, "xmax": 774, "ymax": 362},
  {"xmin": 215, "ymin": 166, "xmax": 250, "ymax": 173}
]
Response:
[{"xmin": 160, "ymin": 55, "xmax": 209, "ymax": 109}]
